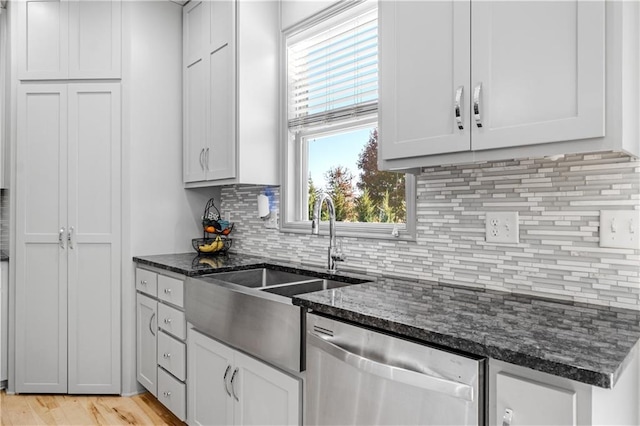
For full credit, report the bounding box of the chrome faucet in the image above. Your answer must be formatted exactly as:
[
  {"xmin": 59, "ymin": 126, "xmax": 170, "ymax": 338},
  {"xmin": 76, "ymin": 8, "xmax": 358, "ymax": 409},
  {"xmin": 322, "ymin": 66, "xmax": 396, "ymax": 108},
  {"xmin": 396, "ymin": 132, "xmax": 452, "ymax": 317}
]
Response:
[{"xmin": 311, "ymin": 193, "xmax": 345, "ymax": 272}]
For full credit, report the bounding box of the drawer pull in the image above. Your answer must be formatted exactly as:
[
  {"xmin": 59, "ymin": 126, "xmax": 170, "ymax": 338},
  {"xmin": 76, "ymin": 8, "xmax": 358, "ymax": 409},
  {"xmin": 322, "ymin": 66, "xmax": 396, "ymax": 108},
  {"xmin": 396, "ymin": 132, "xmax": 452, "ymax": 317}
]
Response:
[
  {"xmin": 163, "ymin": 353, "xmax": 171, "ymax": 359},
  {"xmin": 164, "ymin": 288, "xmax": 172, "ymax": 294},
  {"xmin": 140, "ymin": 280, "xmax": 147, "ymax": 286},
  {"xmin": 164, "ymin": 318, "xmax": 172, "ymax": 324}
]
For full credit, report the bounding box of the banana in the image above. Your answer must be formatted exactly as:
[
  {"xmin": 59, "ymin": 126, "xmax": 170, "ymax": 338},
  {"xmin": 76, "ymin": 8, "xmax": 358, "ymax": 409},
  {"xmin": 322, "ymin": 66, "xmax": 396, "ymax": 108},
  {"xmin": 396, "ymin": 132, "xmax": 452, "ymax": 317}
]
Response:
[{"xmin": 198, "ymin": 236, "xmax": 224, "ymax": 253}]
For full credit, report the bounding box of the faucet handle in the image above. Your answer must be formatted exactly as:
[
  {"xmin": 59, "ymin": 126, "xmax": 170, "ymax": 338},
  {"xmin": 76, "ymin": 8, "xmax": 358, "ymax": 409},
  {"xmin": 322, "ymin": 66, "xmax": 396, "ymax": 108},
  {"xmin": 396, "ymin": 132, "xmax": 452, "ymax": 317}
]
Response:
[{"xmin": 331, "ymin": 239, "xmax": 346, "ymax": 262}]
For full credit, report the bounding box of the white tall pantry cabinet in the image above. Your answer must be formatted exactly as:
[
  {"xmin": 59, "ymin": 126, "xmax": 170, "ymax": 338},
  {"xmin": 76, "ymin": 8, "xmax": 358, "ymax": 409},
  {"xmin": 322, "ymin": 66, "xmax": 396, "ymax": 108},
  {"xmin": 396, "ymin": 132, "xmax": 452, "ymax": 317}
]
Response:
[{"xmin": 13, "ymin": 0, "xmax": 121, "ymax": 394}]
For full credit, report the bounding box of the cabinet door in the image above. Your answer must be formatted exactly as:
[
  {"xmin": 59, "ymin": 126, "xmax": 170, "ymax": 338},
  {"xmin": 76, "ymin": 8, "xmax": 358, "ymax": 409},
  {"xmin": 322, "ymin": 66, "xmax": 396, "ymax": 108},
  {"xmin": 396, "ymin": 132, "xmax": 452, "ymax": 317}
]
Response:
[
  {"xmin": 209, "ymin": 0, "xmax": 233, "ymax": 53},
  {"xmin": 234, "ymin": 350, "xmax": 300, "ymax": 426},
  {"xmin": 379, "ymin": 1, "xmax": 471, "ymax": 161},
  {"xmin": 67, "ymin": 84, "xmax": 121, "ymax": 394},
  {"xmin": 187, "ymin": 328, "xmax": 234, "ymax": 426},
  {"xmin": 471, "ymin": 1, "xmax": 605, "ymax": 150},
  {"xmin": 136, "ymin": 293, "xmax": 158, "ymax": 397},
  {"xmin": 17, "ymin": 0, "xmax": 69, "ymax": 80},
  {"xmin": 183, "ymin": 1, "xmax": 207, "ymax": 183},
  {"xmin": 496, "ymin": 372, "xmax": 576, "ymax": 426},
  {"xmin": 207, "ymin": 43, "xmax": 235, "ymax": 180},
  {"xmin": 68, "ymin": 0, "xmax": 122, "ymax": 79},
  {"xmin": 15, "ymin": 84, "xmax": 69, "ymax": 393}
]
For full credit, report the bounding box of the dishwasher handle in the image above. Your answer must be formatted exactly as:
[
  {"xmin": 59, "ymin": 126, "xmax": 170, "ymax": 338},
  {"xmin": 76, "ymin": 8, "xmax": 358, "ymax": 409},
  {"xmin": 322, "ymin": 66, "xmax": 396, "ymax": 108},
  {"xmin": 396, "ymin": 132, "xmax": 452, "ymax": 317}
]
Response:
[{"xmin": 307, "ymin": 331, "xmax": 474, "ymax": 402}]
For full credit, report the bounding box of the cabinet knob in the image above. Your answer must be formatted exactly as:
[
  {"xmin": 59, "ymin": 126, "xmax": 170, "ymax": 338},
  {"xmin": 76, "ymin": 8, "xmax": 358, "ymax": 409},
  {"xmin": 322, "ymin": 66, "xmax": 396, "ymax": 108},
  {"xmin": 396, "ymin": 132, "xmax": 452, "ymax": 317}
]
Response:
[
  {"xmin": 164, "ymin": 288, "xmax": 172, "ymax": 294},
  {"xmin": 163, "ymin": 353, "xmax": 171, "ymax": 359},
  {"xmin": 163, "ymin": 391, "xmax": 172, "ymax": 398},
  {"xmin": 164, "ymin": 318, "xmax": 172, "ymax": 324},
  {"xmin": 140, "ymin": 280, "xmax": 147, "ymax": 285}
]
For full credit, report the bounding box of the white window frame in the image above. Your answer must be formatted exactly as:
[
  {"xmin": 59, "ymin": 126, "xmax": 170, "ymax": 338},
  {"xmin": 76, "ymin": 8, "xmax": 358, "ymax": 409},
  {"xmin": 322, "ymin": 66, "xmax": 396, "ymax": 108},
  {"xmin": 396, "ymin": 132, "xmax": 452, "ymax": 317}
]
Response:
[{"xmin": 279, "ymin": 0, "xmax": 416, "ymax": 241}]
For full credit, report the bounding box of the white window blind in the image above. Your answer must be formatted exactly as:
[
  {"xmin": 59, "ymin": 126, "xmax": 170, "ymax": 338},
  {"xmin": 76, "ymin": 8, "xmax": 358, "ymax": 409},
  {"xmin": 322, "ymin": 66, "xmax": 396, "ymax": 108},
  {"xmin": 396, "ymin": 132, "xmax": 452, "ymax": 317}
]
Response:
[{"xmin": 287, "ymin": 5, "xmax": 378, "ymax": 130}]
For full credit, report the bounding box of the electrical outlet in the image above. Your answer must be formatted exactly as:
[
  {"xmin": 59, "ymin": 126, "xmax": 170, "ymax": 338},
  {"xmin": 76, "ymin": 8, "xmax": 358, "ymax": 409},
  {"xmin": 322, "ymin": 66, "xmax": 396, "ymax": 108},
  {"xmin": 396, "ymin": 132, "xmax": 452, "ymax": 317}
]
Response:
[
  {"xmin": 264, "ymin": 209, "xmax": 279, "ymax": 229},
  {"xmin": 600, "ymin": 210, "xmax": 640, "ymax": 249},
  {"xmin": 224, "ymin": 211, "xmax": 231, "ymax": 222},
  {"xmin": 485, "ymin": 212, "xmax": 519, "ymax": 244}
]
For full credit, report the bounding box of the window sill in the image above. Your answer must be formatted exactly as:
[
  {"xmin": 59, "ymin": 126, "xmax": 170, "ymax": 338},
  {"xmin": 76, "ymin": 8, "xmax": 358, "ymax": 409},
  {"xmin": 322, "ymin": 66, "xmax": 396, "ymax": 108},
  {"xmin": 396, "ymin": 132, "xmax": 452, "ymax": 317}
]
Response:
[{"xmin": 280, "ymin": 220, "xmax": 417, "ymax": 242}]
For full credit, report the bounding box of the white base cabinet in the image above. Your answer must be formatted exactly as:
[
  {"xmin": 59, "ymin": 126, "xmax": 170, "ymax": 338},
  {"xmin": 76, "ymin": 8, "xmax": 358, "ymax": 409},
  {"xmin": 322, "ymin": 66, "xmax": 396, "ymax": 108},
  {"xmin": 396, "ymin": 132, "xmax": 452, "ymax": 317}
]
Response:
[
  {"xmin": 490, "ymin": 356, "xmax": 640, "ymax": 426},
  {"xmin": 135, "ymin": 266, "xmax": 187, "ymax": 421},
  {"xmin": 188, "ymin": 327, "xmax": 301, "ymax": 426}
]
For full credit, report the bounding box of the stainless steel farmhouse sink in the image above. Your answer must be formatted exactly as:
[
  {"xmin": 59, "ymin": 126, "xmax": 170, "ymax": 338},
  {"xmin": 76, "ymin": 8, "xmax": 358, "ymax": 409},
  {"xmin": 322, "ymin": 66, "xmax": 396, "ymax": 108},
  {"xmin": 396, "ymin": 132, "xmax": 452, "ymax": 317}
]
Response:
[{"xmin": 185, "ymin": 266, "xmax": 370, "ymax": 373}]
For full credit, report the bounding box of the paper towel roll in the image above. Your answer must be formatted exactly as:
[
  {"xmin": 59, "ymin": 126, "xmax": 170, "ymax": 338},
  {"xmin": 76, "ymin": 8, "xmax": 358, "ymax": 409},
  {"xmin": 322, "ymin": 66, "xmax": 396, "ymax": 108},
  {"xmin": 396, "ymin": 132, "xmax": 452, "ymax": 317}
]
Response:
[{"xmin": 257, "ymin": 194, "xmax": 270, "ymax": 218}]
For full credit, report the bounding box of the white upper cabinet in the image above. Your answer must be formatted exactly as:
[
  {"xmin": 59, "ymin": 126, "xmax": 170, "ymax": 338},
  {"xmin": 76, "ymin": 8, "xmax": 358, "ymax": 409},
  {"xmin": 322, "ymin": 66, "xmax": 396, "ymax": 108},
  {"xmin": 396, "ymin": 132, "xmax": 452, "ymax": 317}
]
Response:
[
  {"xmin": 379, "ymin": 1, "xmax": 638, "ymax": 171},
  {"xmin": 18, "ymin": 0, "xmax": 121, "ymax": 80},
  {"xmin": 182, "ymin": 0, "xmax": 279, "ymax": 187},
  {"xmin": 379, "ymin": 1, "xmax": 471, "ymax": 160},
  {"xmin": 470, "ymin": 1, "xmax": 604, "ymax": 151}
]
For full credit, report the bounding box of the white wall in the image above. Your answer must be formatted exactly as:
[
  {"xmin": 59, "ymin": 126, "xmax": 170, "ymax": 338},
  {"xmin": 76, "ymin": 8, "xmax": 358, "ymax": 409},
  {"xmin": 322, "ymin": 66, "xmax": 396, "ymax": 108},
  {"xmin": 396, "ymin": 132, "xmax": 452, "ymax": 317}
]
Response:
[{"xmin": 121, "ymin": 1, "xmax": 218, "ymax": 395}]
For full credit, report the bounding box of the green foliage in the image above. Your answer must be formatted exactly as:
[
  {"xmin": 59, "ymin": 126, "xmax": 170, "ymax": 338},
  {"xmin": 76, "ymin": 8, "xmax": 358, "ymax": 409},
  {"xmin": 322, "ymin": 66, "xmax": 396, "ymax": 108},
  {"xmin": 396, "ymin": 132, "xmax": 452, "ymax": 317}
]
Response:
[
  {"xmin": 356, "ymin": 188, "xmax": 376, "ymax": 222},
  {"xmin": 324, "ymin": 166, "xmax": 356, "ymax": 222},
  {"xmin": 309, "ymin": 127, "xmax": 406, "ymax": 224}
]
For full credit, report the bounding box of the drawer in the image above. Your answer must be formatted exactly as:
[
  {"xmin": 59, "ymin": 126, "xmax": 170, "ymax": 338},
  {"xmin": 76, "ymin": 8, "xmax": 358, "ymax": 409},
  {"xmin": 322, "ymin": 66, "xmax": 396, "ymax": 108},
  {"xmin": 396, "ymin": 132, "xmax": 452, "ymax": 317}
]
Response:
[
  {"xmin": 158, "ymin": 303, "xmax": 186, "ymax": 340},
  {"xmin": 158, "ymin": 331, "xmax": 186, "ymax": 381},
  {"xmin": 136, "ymin": 268, "xmax": 157, "ymax": 297},
  {"xmin": 158, "ymin": 274, "xmax": 184, "ymax": 308},
  {"xmin": 157, "ymin": 368, "xmax": 186, "ymax": 421}
]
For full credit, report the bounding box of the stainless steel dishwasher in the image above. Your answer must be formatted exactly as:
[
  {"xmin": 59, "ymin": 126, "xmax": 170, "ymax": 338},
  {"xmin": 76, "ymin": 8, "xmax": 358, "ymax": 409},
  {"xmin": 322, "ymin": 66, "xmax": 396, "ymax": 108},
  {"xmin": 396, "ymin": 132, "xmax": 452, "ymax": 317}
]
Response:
[{"xmin": 306, "ymin": 313, "xmax": 485, "ymax": 425}]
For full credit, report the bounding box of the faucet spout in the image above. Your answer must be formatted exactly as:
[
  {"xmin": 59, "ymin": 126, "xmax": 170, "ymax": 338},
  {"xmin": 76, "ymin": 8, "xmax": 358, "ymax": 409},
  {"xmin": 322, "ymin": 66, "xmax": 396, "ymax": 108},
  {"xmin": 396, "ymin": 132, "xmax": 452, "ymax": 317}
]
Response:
[{"xmin": 311, "ymin": 193, "xmax": 343, "ymax": 272}]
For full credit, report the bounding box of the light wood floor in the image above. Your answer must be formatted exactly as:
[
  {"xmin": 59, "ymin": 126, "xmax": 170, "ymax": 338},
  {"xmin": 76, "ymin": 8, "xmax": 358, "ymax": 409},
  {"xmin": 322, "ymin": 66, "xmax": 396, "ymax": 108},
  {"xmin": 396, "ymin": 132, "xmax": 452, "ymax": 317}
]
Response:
[{"xmin": 0, "ymin": 391, "xmax": 185, "ymax": 426}]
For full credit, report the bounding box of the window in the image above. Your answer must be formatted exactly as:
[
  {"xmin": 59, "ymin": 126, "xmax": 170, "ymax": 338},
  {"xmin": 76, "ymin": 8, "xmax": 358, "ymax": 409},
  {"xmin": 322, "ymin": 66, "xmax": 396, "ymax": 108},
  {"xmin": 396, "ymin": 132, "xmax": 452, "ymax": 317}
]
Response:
[{"xmin": 281, "ymin": 1, "xmax": 416, "ymax": 239}]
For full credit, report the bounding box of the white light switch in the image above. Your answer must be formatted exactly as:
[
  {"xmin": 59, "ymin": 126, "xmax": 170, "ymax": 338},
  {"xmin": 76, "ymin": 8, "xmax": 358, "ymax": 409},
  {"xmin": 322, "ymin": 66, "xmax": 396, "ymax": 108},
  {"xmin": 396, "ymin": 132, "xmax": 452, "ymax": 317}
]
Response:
[
  {"xmin": 486, "ymin": 212, "xmax": 519, "ymax": 244},
  {"xmin": 600, "ymin": 210, "xmax": 640, "ymax": 249}
]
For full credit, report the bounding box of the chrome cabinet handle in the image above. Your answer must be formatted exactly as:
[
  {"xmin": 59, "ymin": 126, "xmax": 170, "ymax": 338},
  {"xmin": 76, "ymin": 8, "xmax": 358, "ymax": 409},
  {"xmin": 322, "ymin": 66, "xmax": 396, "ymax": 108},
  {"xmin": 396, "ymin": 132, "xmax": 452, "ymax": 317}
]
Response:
[
  {"xmin": 59, "ymin": 227, "xmax": 66, "ymax": 249},
  {"xmin": 454, "ymin": 85, "xmax": 464, "ymax": 130},
  {"xmin": 205, "ymin": 147, "xmax": 210, "ymax": 171},
  {"xmin": 199, "ymin": 148, "xmax": 205, "ymax": 170},
  {"xmin": 502, "ymin": 408, "xmax": 513, "ymax": 426},
  {"xmin": 230, "ymin": 368, "xmax": 239, "ymax": 401},
  {"xmin": 164, "ymin": 318, "xmax": 172, "ymax": 324},
  {"xmin": 307, "ymin": 331, "xmax": 474, "ymax": 401},
  {"xmin": 223, "ymin": 364, "xmax": 232, "ymax": 397},
  {"xmin": 140, "ymin": 280, "xmax": 147, "ymax": 286},
  {"xmin": 164, "ymin": 288, "xmax": 172, "ymax": 294},
  {"xmin": 163, "ymin": 391, "xmax": 171, "ymax": 398},
  {"xmin": 163, "ymin": 353, "xmax": 171, "ymax": 359},
  {"xmin": 473, "ymin": 83, "xmax": 483, "ymax": 128},
  {"xmin": 67, "ymin": 226, "xmax": 74, "ymax": 249},
  {"xmin": 149, "ymin": 312, "xmax": 156, "ymax": 337}
]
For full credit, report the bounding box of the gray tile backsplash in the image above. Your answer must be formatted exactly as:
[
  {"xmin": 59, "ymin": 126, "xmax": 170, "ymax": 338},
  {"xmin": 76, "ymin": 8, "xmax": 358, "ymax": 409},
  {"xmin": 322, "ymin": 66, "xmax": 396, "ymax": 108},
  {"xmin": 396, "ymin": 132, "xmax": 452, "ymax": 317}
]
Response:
[
  {"xmin": 220, "ymin": 152, "xmax": 640, "ymax": 310},
  {"xmin": 0, "ymin": 189, "xmax": 8, "ymax": 253}
]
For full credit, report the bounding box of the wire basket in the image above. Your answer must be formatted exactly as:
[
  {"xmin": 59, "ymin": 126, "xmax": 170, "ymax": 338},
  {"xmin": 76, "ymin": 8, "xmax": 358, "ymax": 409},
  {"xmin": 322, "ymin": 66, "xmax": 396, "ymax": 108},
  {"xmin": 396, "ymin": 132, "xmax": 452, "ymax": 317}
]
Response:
[
  {"xmin": 201, "ymin": 198, "xmax": 234, "ymax": 236},
  {"xmin": 192, "ymin": 237, "xmax": 232, "ymax": 255}
]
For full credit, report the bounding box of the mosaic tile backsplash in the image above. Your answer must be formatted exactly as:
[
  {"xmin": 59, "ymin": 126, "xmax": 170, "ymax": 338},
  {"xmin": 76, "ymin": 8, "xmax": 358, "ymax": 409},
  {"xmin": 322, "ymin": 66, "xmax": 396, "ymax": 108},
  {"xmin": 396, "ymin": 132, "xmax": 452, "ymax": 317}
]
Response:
[{"xmin": 220, "ymin": 152, "xmax": 640, "ymax": 310}]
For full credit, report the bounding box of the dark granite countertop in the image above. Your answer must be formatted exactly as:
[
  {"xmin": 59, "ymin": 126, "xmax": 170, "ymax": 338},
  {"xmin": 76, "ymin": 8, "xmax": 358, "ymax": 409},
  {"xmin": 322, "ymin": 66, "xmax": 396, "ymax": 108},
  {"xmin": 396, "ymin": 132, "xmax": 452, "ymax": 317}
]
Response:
[
  {"xmin": 0, "ymin": 250, "xmax": 8, "ymax": 262},
  {"xmin": 293, "ymin": 278, "xmax": 640, "ymax": 389},
  {"xmin": 133, "ymin": 252, "xmax": 640, "ymax": 389}
]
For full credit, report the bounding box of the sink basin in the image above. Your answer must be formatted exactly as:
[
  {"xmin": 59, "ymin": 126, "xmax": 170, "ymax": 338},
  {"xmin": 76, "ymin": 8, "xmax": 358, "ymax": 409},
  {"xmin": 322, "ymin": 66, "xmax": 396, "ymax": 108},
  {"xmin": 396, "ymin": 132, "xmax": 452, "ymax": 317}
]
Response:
[
  {"xmin": 261, "ymin": 279, "xmax": 355, "ymax": 297},
  {"xmin": 208, "ymin": 268, "xmax": 317, "ymax": 288}
]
